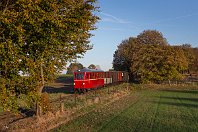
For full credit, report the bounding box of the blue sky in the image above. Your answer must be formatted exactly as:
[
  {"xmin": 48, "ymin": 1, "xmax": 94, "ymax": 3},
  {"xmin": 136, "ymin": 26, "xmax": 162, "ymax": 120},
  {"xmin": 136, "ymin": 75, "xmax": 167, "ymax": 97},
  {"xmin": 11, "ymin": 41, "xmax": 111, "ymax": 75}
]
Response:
[{"xmin": 76, "ymin": 0, "xmax": 198, "ymax": 71}]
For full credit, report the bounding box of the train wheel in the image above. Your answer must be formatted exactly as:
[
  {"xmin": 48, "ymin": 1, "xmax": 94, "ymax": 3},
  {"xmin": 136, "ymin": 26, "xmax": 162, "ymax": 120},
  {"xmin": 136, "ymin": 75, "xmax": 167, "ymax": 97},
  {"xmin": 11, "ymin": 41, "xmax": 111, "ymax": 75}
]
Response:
[
  {"xmin": 76, "ymin": 88, "xmax": 80, "ymax": 94},
  {"xmin": 74, "ymin": 88, "xmax": 77, "ymax": 94},
  {"xmin": 81, "ymin": 89, "xmax": 84, "ymax": 94},
  {"xmin": 81, "ymin": 89, "xmax": 87, "ymax": 94},
  {"xmin": 74, "ymin": 88, "xmax": 80, "ymax": 94}
]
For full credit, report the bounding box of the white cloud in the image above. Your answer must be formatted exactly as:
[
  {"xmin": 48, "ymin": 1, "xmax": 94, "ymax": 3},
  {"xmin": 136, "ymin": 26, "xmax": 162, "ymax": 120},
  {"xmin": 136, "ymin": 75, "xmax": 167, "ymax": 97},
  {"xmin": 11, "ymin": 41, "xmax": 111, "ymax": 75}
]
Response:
[
  {"xmin": 100, "ymin": 12, "xmax": 131, "ymax": 24},
  {"xmin": 99, "ymin": 27, "xmax": 125, "ymax": 31}
]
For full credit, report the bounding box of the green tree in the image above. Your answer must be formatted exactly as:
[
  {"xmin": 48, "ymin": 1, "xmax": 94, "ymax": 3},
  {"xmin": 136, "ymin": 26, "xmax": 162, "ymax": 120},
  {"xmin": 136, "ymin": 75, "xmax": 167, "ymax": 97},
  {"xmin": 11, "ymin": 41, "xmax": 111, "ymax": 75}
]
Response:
[
  {"xmin": 113, "ymin": 50, "xmax": 127, "ymax": 71},
  {"xmin": 113, "ymin": 37, "xmax": 140, "ymax": 82},
  {"xmin": 0, "ymin": 0, "xmax": 99, "ymax": 111}
]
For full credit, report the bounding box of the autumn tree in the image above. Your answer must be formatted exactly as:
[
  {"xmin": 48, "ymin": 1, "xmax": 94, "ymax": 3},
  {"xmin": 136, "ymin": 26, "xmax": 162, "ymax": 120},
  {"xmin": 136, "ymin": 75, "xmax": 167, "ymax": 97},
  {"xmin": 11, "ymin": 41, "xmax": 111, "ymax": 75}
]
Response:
[
  {"xmin": 113, "ymin": 30, "xmax": 189, "ymax": 83},
  {"xmin": 191, "ymin": 48, "xmax": 198, "ymax": 73},
  {"xmin": 88, "ymin": 64, "xmax": 96, "ymax": 69},
  {"xmin": 0, "ymin": 0, "xmax": 99, "ymax": 111},
  {"xmin": 67, "ymin": 63, "xmax": 84, "ymax": 74},
  {"xmin": 179, "ymin": 44, "xmax": 196, "ymax": 73},
  {"xmin": 113, "ymin": 37, "xmax": 140, "ymax": 82},
  {"xmin": 136, "ymin": 30, "xmax": 168, "ymax": 46}
]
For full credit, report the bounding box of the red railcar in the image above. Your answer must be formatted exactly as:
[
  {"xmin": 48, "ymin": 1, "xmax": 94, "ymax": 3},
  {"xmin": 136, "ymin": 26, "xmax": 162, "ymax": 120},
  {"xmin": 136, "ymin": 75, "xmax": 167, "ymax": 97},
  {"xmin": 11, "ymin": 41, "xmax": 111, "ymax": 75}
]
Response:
[
  {"xmin": 73, "ymin": 68, "xmax": 128, "ymax": 92},
  {"xmin": 74, "ymin": 68, "xmax": 105, "ymax": 91}
]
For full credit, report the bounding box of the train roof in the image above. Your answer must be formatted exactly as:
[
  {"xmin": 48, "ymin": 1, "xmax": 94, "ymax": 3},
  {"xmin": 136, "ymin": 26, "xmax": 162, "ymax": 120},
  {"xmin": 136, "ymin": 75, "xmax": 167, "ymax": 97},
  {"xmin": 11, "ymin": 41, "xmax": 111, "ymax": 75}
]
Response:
[{"xmin": 75, "ymin": 68, "xmax": 104, "ymax": 73}]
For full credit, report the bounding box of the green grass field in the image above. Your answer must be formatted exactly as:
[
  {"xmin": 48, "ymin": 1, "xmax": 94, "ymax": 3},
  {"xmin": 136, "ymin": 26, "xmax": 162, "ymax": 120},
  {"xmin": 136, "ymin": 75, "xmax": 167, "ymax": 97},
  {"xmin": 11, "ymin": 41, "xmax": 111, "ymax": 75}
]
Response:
[{"xmin": 52, "ymin": 88, "xmax": 198, "ymax": 132}]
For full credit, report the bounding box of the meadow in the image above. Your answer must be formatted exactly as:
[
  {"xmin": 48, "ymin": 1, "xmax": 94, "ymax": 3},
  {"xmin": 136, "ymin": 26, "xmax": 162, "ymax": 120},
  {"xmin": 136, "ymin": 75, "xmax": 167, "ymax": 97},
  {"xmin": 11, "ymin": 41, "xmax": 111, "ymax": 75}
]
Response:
[{"xmin": 52, "ymin": 86, "xmax": 198, "ymax": 132}]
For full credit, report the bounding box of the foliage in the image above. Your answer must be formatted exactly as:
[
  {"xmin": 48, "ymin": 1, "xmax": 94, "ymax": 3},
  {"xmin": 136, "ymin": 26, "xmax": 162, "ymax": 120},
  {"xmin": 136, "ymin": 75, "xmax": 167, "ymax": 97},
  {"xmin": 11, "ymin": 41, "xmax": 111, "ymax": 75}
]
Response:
[
  {"xmin": 67, "ymin": 62, "xmax": 84, "ymax": 74},
  {"xmin": 0, "ymin": 84, "xmax": 18, "ymax": 112},
  {"xmin": 190, "ymin": 47, "xmax": 198, "ymax": 73},
  {"xmin": 113, "ymin": 37, "xmax": 140, "ymax": 81},
  {"xmin": 113, "ymin": 30, "xmax": 192, "ymax": 83},
  {"xmin": 113, "ymin": 46, "xmax": 129, "ymax": 72},
  {"xmin": 39, "ymin": 92, "xmax": 51, "ymax": 114},
  {"xmin": 88, "ymin": 64, "xmax": 96, "ymax": 69},
  {"xmin": 136, "ymin": 30, "xmax": 168, "ymax": 46},
  {"xmin": 0, "ymin": 0, "xmax": 99, "ymax": 112}
]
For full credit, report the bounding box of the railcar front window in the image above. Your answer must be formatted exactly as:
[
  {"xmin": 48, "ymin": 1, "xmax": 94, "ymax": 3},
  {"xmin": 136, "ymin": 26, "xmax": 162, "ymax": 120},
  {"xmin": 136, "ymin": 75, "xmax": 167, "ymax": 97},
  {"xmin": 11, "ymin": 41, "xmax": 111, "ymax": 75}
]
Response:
[{"xmin": 75, "ymin": 73, "xmax": 84, "ymax": 80}]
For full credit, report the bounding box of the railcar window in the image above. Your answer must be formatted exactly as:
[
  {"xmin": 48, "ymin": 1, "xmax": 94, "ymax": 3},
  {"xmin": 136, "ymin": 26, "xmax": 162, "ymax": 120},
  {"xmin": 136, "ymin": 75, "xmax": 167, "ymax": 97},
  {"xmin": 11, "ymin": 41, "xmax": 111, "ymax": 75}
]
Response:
[
  {"xmin": 86, "ymin": 73, "xmax": 90, "ymax": 79},
  {"xmin": 75, "ymin": 73, "xmax": 84, "ymax": 80},
  {"xmin": 90, "ymin": 73, "xmax": 95, "ymax": 79},
  {"xmin": 99, "ymin": 72, "xmax": 103, "ymax": 78}
]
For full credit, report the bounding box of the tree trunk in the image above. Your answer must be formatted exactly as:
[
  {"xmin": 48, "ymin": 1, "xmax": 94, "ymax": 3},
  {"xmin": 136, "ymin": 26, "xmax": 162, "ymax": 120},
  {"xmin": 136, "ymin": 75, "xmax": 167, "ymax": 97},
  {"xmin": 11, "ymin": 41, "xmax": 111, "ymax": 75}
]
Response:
[
  {"xmin": 36, "ymin": 63, "xmax": 45, "ymax": 117},
  {"xmin": 38, "ymin": 63, "xmax": 45, "ymax": 94},
  {"xmin": 168, "ymin": 80, "xmax": 171, "ymax": 86}
]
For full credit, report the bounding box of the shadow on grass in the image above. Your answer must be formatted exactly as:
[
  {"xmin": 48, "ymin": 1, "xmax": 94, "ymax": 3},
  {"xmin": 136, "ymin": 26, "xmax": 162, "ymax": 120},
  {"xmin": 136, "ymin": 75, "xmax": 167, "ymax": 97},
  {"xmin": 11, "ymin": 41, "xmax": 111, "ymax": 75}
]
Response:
[
  {"xmin": 42, "ymin": 86, "xmax": 74, "ymax": 94},
  {"xmin": 151, "ymin": 94, "xmax": 198, "ymax": 108},
  {"xmin": 55, "ymin": 76, "xmax": 74, "ymax": 83},
  {"xmin": 0, "ymin": 108, "xmax": 36, "ymax": 132},
  {"xmin": 159, "ymin": 96, "xmax": 198, "ymax": 103},
  {"xmin": 160, "ymin": 89, "xmax": 198, "ymax": 94},
  {"xmin": 150, "ymin": 101, "xmax": 198, "ymax": 108},
  {"xmin": 42, "ymin": 76, "xmax": 74, "ymax": 94},
  {"xmin": 18, "ymin": 107, "xmax": 35, "ymax": 117}
]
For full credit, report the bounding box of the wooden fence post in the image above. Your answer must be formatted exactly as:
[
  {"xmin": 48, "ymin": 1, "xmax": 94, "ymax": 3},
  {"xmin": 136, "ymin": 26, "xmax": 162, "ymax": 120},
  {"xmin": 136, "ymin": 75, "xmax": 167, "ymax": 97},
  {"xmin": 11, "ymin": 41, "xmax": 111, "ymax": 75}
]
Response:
[
  {"xmin": 60, "ymin": 94, "xmax": 64, "ymax": 112},
  {"xmin": 74, "ymin": 89, "xmax": 77, "ymax": 106}
]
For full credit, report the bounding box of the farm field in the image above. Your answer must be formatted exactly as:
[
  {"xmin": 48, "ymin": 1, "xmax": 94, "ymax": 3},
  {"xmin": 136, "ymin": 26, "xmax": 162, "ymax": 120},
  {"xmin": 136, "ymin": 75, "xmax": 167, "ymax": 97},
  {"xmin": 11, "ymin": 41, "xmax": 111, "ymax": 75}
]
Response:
[{"xmin": 52, "ymin": 87, "xmax": 198, "ymax": 132}]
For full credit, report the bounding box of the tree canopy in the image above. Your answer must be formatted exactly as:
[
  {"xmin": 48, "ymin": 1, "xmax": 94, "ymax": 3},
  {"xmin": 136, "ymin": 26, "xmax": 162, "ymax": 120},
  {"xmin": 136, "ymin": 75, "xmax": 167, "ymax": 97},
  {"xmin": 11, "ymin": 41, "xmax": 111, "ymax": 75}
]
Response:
[
  {"xmin": 136, "ymin": 30, "xmax": 168, "ymax": 46},
  {"xmin": 0, "ymin": 0, "xmax": 99, "ymax": 111},
  {"xmin": 113, "ymin": 30, "xmax": 197, "ymax": 83},
  {"xmin": 88, "ymin": 64, "xmax": 96, "ymax": 69},
  {"xmin": 67, "ymin": 63, "xmax": 84, "ymax": 74}
]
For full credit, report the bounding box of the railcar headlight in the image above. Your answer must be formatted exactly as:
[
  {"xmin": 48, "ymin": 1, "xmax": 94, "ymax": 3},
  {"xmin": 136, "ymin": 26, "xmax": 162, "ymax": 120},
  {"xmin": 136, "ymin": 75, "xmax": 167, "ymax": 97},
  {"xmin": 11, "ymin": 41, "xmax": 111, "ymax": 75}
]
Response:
[
  {"xmin": 74, "ymin": 83, "xmax": 75, "ymax": 85},
  {"xmin": 83, "ymin": 83, "xmax": 85, "ymax": 85}
]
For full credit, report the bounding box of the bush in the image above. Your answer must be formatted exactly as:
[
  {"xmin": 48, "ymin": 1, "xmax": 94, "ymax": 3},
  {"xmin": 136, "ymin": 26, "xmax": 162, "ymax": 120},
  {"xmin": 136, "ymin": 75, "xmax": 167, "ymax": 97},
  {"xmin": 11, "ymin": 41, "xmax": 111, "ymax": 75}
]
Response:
[{"xmin": 39, "ymin": 92, "xmax": 52, "ymax": 114}]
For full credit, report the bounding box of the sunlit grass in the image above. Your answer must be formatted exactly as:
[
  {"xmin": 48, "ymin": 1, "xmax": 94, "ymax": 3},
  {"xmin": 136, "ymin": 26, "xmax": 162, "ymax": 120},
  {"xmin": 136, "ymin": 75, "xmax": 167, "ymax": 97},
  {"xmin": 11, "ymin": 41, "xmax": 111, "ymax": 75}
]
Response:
[{"xmin": 52, "ymin": 86, "xmax": 198, "ymax": 132}]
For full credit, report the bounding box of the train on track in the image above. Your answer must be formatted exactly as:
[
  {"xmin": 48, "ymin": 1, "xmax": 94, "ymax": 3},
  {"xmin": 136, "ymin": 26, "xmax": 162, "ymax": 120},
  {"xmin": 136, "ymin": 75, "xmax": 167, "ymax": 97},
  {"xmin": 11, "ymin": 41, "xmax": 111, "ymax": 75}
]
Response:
[{"xmin": 73, "ymin": 68, "xmax": 129, "ymax": 93}]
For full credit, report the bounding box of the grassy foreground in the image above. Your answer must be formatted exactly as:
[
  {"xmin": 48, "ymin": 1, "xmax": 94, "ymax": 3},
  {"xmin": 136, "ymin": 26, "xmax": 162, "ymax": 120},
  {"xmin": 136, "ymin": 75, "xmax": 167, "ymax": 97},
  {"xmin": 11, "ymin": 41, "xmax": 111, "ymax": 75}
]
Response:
[{"xmin": 52, "ymin": 86, "xmax": 198, "ymax": 132}]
